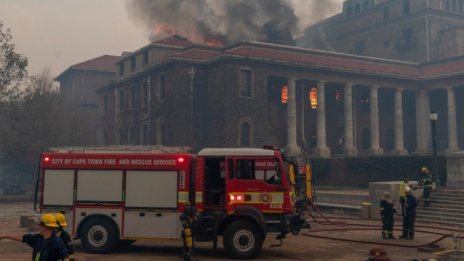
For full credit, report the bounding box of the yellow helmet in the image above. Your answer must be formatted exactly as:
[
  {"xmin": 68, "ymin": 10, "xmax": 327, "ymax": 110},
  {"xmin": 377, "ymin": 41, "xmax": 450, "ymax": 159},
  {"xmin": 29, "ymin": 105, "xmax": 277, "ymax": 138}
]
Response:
[
  {"xmin": 55, "ymin": 213, "xmax": 68, "ymax": 227},
  {"xmin": 39, "ymin": 213, "xmax": 59, "ymax": 228},
  {"xmin": 421, "ymin": 167, "xmax": 429, "ymax": 173}
]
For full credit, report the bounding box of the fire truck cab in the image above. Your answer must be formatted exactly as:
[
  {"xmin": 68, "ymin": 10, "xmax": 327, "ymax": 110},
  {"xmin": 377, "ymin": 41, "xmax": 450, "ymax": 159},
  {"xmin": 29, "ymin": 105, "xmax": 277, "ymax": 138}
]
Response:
[{"xmin": 36, "ymin": 146, "xmax": 301, "ymax": 259}]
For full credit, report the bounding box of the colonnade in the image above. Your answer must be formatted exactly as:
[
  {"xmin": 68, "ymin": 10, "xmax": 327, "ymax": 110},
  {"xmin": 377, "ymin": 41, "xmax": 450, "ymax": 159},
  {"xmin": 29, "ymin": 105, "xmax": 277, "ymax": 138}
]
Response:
[{"xmin": 285, "ymin": 78, "xmax": 459, "ymax": 157}]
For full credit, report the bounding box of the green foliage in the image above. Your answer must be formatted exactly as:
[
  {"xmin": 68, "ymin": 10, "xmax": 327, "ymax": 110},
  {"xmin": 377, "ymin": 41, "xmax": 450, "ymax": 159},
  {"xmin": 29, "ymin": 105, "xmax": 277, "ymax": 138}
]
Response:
[
  {"xmin": 0, "ymin": 21, "xmax": 28, "ymax": 102},
  {"xmin": 0, "ymin": 69, "xmax": 66, "ymax": 164}
]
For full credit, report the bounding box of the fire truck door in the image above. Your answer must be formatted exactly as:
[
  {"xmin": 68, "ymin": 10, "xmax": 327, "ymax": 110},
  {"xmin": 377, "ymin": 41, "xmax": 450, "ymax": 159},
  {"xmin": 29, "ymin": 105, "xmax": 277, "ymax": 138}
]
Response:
[{"xmin": 123, "ymin": 170, "xmax": 180, "ymax": 239}]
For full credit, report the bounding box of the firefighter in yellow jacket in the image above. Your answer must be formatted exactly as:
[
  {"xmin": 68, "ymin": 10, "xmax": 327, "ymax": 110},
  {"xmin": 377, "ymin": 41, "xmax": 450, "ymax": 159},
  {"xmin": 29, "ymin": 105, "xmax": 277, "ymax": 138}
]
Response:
[{"xmin": 399, "ymin": 180, "xmax": 409, "ymax": 217}]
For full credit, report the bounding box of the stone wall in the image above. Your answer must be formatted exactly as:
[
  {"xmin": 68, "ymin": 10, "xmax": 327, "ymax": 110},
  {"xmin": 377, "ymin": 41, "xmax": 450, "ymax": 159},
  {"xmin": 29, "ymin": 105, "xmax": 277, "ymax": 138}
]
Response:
[
  {"xmin": 311, "ymin": 155, "xmax": 447, "ymax": 188},
  {"xmin": 446, "ymin": 152, "xmax": 464, "ymax": 187}
]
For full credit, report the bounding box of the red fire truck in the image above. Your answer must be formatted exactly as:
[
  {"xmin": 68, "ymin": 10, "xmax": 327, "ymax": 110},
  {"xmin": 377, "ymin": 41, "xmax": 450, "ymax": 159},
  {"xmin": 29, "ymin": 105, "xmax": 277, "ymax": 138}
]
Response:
[{"xmin": 35, "ymin": 146, "xmax": 307, "ymax": 259}]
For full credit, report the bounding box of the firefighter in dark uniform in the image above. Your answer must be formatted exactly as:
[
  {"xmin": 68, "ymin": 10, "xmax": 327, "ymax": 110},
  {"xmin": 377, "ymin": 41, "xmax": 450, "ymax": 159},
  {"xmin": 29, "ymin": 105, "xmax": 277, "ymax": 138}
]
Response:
[
  {"xmin": 180, "ymin": 201, "xmax": 199, "ymax": 261},
  {"xmin": 380, "ymin": 191, "xmax": 396, "ymax": 239},
  {"xmin": 400, "ymin": 187, "xmax": 418, "ymax": 240},
  {"xmin": 55, "ymin": 213, "xmax": 75, "ymax": 261},
  {"xmin": 0, "ymin": 213, "xmax": 70, "ymax": 261},
  {"xmin": 420, "ymin": 167, "xmax": 433, "ymax": 207}
]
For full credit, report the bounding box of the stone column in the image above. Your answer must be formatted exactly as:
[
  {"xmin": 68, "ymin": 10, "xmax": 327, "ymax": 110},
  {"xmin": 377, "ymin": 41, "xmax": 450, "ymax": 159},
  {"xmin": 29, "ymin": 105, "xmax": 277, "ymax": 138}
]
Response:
[
  {"xmin": 393, "ymin": 88, "xmax": 408, "ymax": 155},
  {"xmin": 446, "ymin": 87, "xmax": 459, "ymax": 153},
  {"xmin": 286, "ymin": 77, "xmax": 301, "ymax": 156},
  {"xmin": 344, "ymin": 83, "xmax": 357, "ymax": 156},
  {"xmin": 369, "ymin": 85, "xmax": 384, "ymax": 155},
  {"xmin": 415, "ymin": 89, "xmax": 430, "ymax": 154},
  {"xmin": 313, "ymin": 80, "xmax": 330, "ymax": 158}
]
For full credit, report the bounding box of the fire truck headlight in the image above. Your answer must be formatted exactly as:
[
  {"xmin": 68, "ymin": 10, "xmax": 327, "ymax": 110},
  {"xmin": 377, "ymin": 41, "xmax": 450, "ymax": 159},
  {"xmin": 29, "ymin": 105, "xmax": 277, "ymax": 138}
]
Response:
[{"xmin": 230, "ymin": 194, "xmax": 235, "ymax": 201}]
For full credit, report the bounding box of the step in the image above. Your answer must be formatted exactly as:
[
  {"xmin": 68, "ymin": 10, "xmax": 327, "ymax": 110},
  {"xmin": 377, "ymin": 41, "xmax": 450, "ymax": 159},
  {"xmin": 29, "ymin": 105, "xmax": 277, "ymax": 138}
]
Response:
[
  {"xmin": 426, "ymin": 199, "xmax": 464, "ymax": 206},
  {"xmin": 429, "ymin": 194, "xmax": 464, "ymax": 200},
  {"xmin": 417, "ymin": 211, "xmax": 464, "ymax": 223},
  {"xmin": 416, "ymin": 217, "xmax": 464, "ymax": 228},
  {"xmin": 417, "ymin": 206, "xmax": 464, "ymax": 215},
  {"xmin": 416, "ymin": 209, "xmax": 464, "ymax": 220},
  {"xmin": 433, "ymin": 191, "xmax": 464, "ymax": 197}
]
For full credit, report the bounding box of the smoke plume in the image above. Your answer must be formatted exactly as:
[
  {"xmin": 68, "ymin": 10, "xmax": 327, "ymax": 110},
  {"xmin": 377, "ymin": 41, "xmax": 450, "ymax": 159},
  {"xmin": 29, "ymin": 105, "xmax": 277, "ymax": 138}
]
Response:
[{"xmin": 126, "ymin": 0, "xmax": 341, "ymax": 46}]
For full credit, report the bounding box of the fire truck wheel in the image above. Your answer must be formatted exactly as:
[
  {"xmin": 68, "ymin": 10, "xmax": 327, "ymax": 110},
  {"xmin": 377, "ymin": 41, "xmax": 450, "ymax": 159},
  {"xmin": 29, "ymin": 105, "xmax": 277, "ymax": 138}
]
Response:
[
  {"xmin": 223, "ymin": 220, "xmax": 263, "ymax": 259},
  {"xmin": 81, "ymin": 217, "xmax": 118, "ymax": 253}
]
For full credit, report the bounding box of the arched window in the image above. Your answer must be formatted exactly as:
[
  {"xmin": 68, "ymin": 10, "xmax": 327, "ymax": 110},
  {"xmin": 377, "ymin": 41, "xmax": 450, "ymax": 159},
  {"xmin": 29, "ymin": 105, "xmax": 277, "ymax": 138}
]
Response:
[
  {"xmin": 156, "ymin": 118, "xmax": 167, "ymax": 145},
  {"xmin": 362, "ymin": 128, "xmax": 371, "ymax": 150},
  {"xmin": 239, "ymin": 120, "xmax": 253, "ymax": 147}
]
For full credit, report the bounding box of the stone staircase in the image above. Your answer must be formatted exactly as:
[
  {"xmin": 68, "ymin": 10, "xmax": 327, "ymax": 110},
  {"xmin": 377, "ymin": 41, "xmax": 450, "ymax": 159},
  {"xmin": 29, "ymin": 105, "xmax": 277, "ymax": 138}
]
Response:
[{"xmin": 416, "ymin": 190, "xmax": 464, "ymax": 228}]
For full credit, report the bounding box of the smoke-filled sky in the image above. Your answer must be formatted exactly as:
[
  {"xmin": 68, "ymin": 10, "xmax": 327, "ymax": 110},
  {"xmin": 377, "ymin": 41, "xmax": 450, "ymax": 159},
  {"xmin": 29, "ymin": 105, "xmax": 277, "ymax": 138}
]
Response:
[
  {"xmin": 0, "ymin": 0, "xmax": 342, "ymax": 78},
  {"xmin": 127, "ymin": 0, "xmax": 341, "ymax": 45}
]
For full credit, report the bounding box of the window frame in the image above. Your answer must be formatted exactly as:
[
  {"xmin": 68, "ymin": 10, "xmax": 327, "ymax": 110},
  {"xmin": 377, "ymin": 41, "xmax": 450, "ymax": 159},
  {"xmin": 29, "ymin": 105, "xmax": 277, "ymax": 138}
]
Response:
[{"xmin": 238, "ymin": 69, "xmax": 254, "ymax": 98}]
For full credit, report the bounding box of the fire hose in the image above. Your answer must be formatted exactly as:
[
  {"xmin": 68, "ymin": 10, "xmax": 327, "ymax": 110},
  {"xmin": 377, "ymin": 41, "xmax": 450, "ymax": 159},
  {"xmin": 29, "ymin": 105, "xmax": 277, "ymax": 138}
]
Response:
[{"xmin": 298, "ymin": 201, "xmax": 453, "ymax": 248}]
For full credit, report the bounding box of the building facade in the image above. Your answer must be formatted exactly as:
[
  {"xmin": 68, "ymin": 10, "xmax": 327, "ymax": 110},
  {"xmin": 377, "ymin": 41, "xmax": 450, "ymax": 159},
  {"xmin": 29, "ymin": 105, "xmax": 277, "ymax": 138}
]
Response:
[
  {"xmin": 98, "ymin": 37, "xmax": 464, "ymax": 157},
  {"xmin": 55, "ymin": 55, "xmax": 119, "ymax": 145},
  {"xmin": 298, "ymin": 0, "xmax": 464, "ymax": 62}
]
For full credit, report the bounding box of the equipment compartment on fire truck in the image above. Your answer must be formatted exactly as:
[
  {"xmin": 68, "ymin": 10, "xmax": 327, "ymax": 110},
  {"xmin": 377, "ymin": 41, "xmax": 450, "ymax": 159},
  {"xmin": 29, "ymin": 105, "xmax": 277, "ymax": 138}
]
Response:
[{"xmin": 36, "ymin": 146, "xmax": 303, "ymax": 259}]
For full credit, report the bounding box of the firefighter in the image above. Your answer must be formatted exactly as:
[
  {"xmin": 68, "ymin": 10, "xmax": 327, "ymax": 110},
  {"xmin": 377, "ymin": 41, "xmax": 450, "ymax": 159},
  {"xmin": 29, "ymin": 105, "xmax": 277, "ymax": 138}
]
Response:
[
  {"xmin": 380, "ymin": 191, "xmax": 396, "ymax": 239},
  {"xmin": 420, "ymin": 167, "xmax": 433, "ymax": 207},
  {"xmin": 399, "ymin": 180, "xmax": 409, "ymax": 217},
  {"xmin": 400, "ymin": 187, "xmax": 417, "ymax": 240},
  {"xmin": 180, "ymin": 201, "xmax": 199, "ymax": 261},
  {"xmin": 0, "ymin": 213, "xmax": 70, "ymax": 261},
  {"xmin": 55, "ymin": 213, "xmax": 75, "ymax": 261}
]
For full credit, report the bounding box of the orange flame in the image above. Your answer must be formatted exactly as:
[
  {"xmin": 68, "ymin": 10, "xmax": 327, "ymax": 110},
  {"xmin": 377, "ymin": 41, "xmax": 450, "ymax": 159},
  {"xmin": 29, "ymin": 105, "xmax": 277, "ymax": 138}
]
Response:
[{"xmin": 154, "ymin": 23, "xmax": 177, "ymax": 35}]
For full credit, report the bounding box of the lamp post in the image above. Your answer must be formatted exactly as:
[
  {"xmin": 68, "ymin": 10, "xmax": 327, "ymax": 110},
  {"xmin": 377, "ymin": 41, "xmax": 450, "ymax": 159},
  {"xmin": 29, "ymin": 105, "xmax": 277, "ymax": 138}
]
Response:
[{"xmin": 430, "ymin": 112, "xmax": 439, "ymax": 186}]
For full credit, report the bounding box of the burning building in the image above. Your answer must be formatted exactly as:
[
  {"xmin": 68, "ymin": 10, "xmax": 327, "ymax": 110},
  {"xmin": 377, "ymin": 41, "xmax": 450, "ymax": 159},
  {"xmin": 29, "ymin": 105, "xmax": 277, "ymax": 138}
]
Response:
[{"xmin": 98, "ymin": 35, "xmax": 464, "ymax": 159}]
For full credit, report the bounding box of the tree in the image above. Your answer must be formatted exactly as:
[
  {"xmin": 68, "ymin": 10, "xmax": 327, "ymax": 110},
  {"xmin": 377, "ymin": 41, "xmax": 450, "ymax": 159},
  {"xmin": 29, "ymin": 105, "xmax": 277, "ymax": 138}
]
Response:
[
  {"xmin": 0, "ymin": 21, "xmax": 28, "ymax": 102},
  {"xmin": 0, "ymin": 69, "xmax": 66, "ymax": 163},
  {"xmin": 0, "ymin": 69, "xmax": 67, "ymax": 191}
]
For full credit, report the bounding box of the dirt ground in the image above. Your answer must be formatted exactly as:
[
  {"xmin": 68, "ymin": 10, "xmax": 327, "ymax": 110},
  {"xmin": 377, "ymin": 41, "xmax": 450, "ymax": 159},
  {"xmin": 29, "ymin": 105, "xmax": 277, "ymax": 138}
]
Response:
[{"xmin": 0, "ymin": 203, "xmax": 460, "ymax": 261}]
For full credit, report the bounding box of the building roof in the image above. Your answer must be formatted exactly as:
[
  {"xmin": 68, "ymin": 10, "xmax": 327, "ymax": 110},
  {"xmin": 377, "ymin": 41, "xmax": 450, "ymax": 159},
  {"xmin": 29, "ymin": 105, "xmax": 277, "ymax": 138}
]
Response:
[
  {"xmin": 111, "ymin": 39, "xmax": 464, "ymax": 85},
  {"xmin": 55, "ymin": 55, "xmax": 120, "ymax": 81},
  {"xmin": 154, "ymin": 35, "xmax": 193, "ymax": 47},
  {"xmin": 173, "ymin": 48, "xmax": 221, "ymax": 61}
]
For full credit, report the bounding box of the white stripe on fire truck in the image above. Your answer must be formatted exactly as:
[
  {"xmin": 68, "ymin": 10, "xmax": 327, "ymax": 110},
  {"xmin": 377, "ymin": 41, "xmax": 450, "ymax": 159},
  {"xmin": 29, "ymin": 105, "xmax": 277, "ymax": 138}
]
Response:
[
  {"xmin": 178, "ymin": 191, "xmax": 188, "ymax": 203},
  {"xmin": 195, "ymin": 191, "xmax": 203, "ymax": 203}
]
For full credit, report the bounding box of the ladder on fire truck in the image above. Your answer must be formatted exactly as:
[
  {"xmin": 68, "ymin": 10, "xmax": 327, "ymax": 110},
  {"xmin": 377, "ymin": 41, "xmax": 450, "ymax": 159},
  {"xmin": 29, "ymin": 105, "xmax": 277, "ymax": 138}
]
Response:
[{"xmin": 48, "ymin": 145, "xmax": 193, "ymax": 154}]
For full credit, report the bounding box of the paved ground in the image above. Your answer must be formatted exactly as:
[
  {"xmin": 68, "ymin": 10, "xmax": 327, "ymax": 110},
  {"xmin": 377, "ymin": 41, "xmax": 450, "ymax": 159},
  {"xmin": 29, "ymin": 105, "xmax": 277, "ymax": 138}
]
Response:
[{"xmin": 0, "ymin": 202, "xmax": 461, "ymax": 261}]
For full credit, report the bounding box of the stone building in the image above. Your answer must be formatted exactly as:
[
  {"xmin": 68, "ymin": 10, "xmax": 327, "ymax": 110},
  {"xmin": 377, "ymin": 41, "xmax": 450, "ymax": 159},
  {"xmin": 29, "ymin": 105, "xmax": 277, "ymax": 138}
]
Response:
[
  {"xmin": 298, "ymin": 0, "xmax": 464, "ymax": 62},
  {"xmin": 98, "ymin": 36, "xmax": 464, "ymax": 158},
  {"xmin": 55, "ymin": 55, "xmax": 119, "ymax": 145}
]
